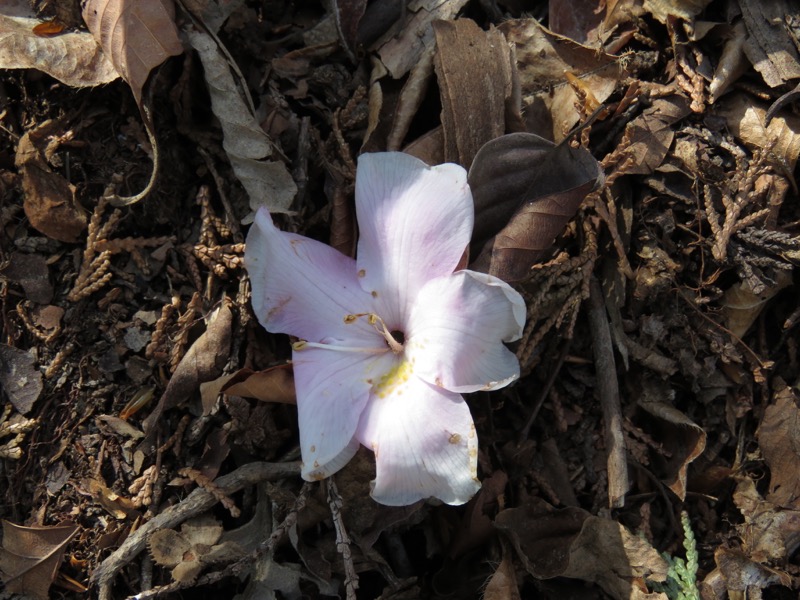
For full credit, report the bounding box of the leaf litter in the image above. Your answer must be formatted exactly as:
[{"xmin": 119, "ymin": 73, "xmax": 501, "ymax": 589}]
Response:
[{"xmin": 1, "ymin": 0, "xmax": 800, "ymax": 598}]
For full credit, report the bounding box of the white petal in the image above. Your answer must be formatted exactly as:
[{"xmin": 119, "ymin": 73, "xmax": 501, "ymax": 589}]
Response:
[
  {"xmin": 406, "ymin": 270, "xmax": 525, "ymax": 393},
  {"xmin": 245, "ymin": 208, "xmax": 378, "ymax": 344},
  {"xmin": 295, "ymin": 346, "xmax": 397, "ymax": 481},
  {"xmin": 355, "ymin": 152, "xmax": 473, "ymax": 326},
  {"xmin": 356, "ymin": 373, "xmax": 480, "ymax": 506}
]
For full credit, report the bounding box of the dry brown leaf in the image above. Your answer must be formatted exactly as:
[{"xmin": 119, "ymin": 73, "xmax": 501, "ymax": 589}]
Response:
[
  {"xmin": 637, "ymin": 393, "xmax": 707, "ymax": 501},
  {"xmin": 496, "ymin": 498, "xmax": 669, "ymax": 600},
  {"xmin": 619, "ymin": 95, "xmax": 691, "ymax": 175},
  {"xmin": 14, "ymin": 119, "xmax": 87, "ymax": 243},
  {"xmin": 0, "ymin": 1, "xmax": 118, "ymax": 87},
  {"xmin": 433, "ymin": 19, "xmax": 515, "ymax": 168},
  {"xmin": 141, "ymin": 304, "xmax": 233, "ymax": 440},
  {"xmin": 221, "ymin": 365, "xmax": 297, "ymax": 405},
  {"xmin": 483, "ymin": 547, "xmax": 522, "ymax": 600},
  {"xmin": 713, "ymin": 546, "xmax": 791, "ymax": 596},
  {"xmin": 0, "ymin": 520, "xmax": 78, "ymax": 600},
  {"xmin": 709, "ymin": 20, "xmax": 749, "ymax": 103},
  {"xmin": 732, "ymin": 477, "xmax": 800, "ymax": 565},
  {"xmin": 721, "ymin": 270, "xmax": 792, "ymax": 339},
  {"xmin": 375, "ymin": 0, "xmax": 470, "ymax": 80},
  {"xmin": 84, "ymin": 477, "xmax": 140, "ymax": 520},
  {"xmin": 549, "ymin": 0, "xmax": 605, "ymax": 45},
  {"xmin": 738, "ymin": 0, "xmax": 800, "ymax": 88},
  {"xmin": 0, "ymin": 344, "xmax": 43, "ymax": 415},
  {"xmin": 720, "ymin": 93, "xmax": 800, "ymax": 170},
  {"xmin": 757, "ymin": 380, "xmax": 800, "ymax": 507},
  {"xmin": 468, "ymin": 132, "xmax": 602, "ymax": 281},
  {"xmin": 81, "ymin": 0, "xmax": 183, "ymax": 105},
  {"xmin": 0, "ymin": 253, "xmax": 53, "ymax": 305},
  {"xmin": 187, "ymin": 29, "xmax": 297, "ymax": 215},
  {"xmin": 643, "ymin": 0, "xmax": 713, "ymax": 24},
  {"xmin": 498, "ymin": 18, "xmax": 621, "ymax": 142}
]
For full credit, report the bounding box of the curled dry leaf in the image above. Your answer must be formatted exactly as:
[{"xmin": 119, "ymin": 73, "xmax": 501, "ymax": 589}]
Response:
[
  {"xmin": 81, "ymin": 0, "xmax": 183, "ymax": 105},
  {"xmin": 0, "ymin": 520, "xmax": 79, "ymax": 600},
  {"xmin": 468, "ymin": 132, "xmax": 602, "ymax": 282},
  {"xmin": 720, "ymin": 93, "xmax": 800, "ymax": 170},
  {"xmin": 498, "ymin": 18, "xmax": 621, "ymax": 142},
  {"xmin": 757, "ymin": 380, "xmax": 800, "ymax": 507},
  {"xmin": 721, "ymin": 270, "xmax": 792, "ymax": 339},
  {"xmin": 643, "ymin": 0, "xmax": 713, "ymax": 24},
  {"xmin": 141, "ymin": 303, "xmax": 233, "ymax": 440},
  {"xmin": 732, "ymin": 477, "xmax": 800, "ymax": 566},
  {"xmin": 617, "ymin": 95, "xmax": 691, "ymax": 175},
  {"xmin": 712, "ymin": 546, "xmax": 791, "ymax": 597},
  {"xmin": 637, "ymin": 389, "xmax": 707, "ymax": 501},
  {"xmin": 221, "ymin": 365, "xmax": 296, "ymax": 404},
  {"xmin": 495, "ymin": 497, "xmax": 668, "ymax": 600},
  {"xmin": 14, "ymin": 119, "xmax": 87, "ymax": 243},
  {"xmin": 0, "ymin": 3, "xmax": 118, "ymax": 87},
  {"xmin": 187, "ymin": 29, "xmax": 297, "ymax": 215}
]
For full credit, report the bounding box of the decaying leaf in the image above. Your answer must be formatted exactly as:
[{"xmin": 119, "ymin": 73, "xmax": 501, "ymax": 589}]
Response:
[
  {"xmin": 637, "ymin": 388, "xmax": 707, "ymax": 501},
  {"xmin": 187, "ymin": 29, "xmax": 297, "ymax": 215},
  {"xmin": 643, "ymin": 0, "xmax": 713, "ymax": 25},
  {"xmin": 616, "ymin": 96, "xmax": 691, "ymax": 175},
  {"xmin": 432, "ymin": 19, "xmax": 515, "ymax": 168},
  {"xmin": 0, "ymin": 520, "xmax": 78, "ymax": 600},
  {"xmin": 141, "ymin": 303, "xmax": 233, "ymax": 440},
  {"xmin": 721, "ymin": 270, "xmax": 792, "ymax": 339},
  {"xmin": 0, "ymin": 1, "xmax": 118, "ymax": 87},
  {"xmin": 375, "ymin": 0, "xmax": 470, "ymax": 79},
  {"xmin": 498, "ymin": 18, "xmax": 622, "ymax": 142},
  {"xmin": 222, "ymin": 366, "xmax": 296, "ymax": 404},
  {"xmin": 81, "ymin": 0, "xmax": 182, "ymax": 105},
  {"xmin": 0, "ymin": 253, "xmax": 53, "ymax": 306},
  {"xmin": 468, "ymin": 132, "xmax": 602, "ymax": 281},
  {"xmin": 496, "ymin": 497, "xmax": 669, "ymax": 600},
  {"xmin": 0, "ymin": 344, "xmax": 43, "ymax": 415},
  {"xmin": 757, "ymin": 380, "xmax": 800, "ymax": 507},
  {"xmin": 721, "ymin": 93, "xmax": 800, "ymax": 170},
  {"xmin": 738, "ymin": 0, "xmax": 800, "ymax": 88},
  {"xmin": 709, "ymin": 20, "xmax": 749, "ymax": 103},
  {"xmin": 712, "ymin": 546, "xmax": 791, "ymax": 597},
  {"xmin": 483, "ymin": 546, "xmax": 522, "ymax": 600},
  {"xmin": 83, "ymin": 477, "xmax": 139, "ymax": 520},
  {"xmin": 148, "ymin": 514, "xmax": 243, "ymax": 584},
  {"xmin": 732, "ymin": 477, "xmax": 800, "ymax": 566},
  {"xmin": 14, "ymin": 119, "xmax": 87, "ymax": 243}
]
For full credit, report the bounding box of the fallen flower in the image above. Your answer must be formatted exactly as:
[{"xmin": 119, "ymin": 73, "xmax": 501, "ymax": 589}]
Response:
[{"xmin": 245, "ymin": 152, "xmax": 525, "ymax": 506}]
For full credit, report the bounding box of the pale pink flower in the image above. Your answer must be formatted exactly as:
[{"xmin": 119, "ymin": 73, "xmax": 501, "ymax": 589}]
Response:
[{"xmin": 245, "ymin": 152, "xmax": 525, "ymax": 506}]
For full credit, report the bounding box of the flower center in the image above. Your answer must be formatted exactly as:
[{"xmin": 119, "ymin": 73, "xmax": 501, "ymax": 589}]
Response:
[{"xmin": 390, "ymin": 330, "xmax": 405, "ymax": 345}]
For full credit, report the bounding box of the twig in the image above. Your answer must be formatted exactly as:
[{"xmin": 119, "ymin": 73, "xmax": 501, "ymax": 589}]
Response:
[
  {"xmin": 328, "ymin": 477, "xmax": 359, "ymax": 600},
  {"xmin": 587, "ymin": 276, "xmax": 629, "ymax": 508},
  {"xmin": 92, "ymin": 461, "xmax": 301, "ymax": 600}
]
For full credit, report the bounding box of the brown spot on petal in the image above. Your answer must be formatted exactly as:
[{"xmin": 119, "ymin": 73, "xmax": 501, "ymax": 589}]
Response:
[
  {"xmin": 358, "ymin": 269, "xmax": 366, "ymax": 277},
  {"xmin": 449, "ymin": 433, "xmax": 461, "ymax": 444},
  {"xmin": 309, "ymin": 445, "xmax": 316, "ymax": 453},
  {"xmin": 435, "ymin": 377, "xmax": 443, "ymax": 387},
  {"xmin": 371, "ymin": 291, "xmax": 378, "ymax": 298}
]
